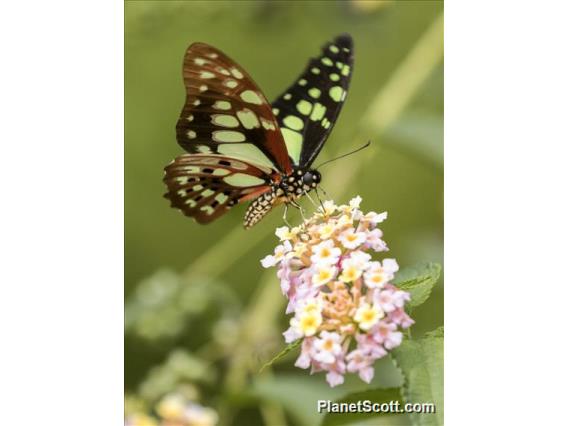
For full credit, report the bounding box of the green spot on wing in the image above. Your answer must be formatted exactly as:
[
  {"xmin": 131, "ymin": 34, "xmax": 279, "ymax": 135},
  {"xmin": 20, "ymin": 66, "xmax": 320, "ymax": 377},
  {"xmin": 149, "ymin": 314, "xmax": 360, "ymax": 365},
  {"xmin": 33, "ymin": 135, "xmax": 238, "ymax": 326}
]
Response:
[
  {"xmin": 212, "ymin": 130, "xmax": 245, "ymax": 143},
  {"xmin": 212, "ymin": 114, "xmax": 239, "ymax": 128},
  {"xmin": 329, "ymin": 86, "xmax": 344, "ymax": 102},
  {"xmin": 236, "ymin": 109, "xmax": 260, "ymax": 129},
  {"xmin": 217, "ymin": 144, "xmax": 274, "ymax": 170},
  {"xmin": 281, "ymin": 128, "xmax": 303, "ymax": 164},
  {"xmin": 283, "ymin": 115, "xmax": 304, "ymax": 131},
  {"xmin": 240, "ymin": 90, "xmax": 263, "ymax": 105},
  {"xmin": 308, "ymin": 87, "xmax": 321, "ymax": 99},
  {"xmin": 224, "ymin": 173, "xmax": 265, "ymax": 187},
  {"xmin": 310, "ymin": 103, "xmax": 326, "ymax": 121},
  {"xmin": 296, "ymin": 100, "xmax": 312, "ymax": 116}
]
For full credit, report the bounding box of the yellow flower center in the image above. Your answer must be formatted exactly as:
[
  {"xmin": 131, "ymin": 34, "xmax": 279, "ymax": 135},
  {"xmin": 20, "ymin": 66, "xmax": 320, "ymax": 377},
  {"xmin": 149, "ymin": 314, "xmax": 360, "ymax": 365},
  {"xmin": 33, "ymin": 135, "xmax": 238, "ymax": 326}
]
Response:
[
  {"xmin": 302, "ymin": 316, "xmax": 316, "ymax": 328},
  {"xmin": 345, "ymin": 267, "xmax": 357, "ymax": 279},
  {"xmin": 323, "ymin": 339, "xmax": 334, "ymax": 351},
  {"xmin": 372, "ymin": 273, "xmax": 384, "ymax": 283},
  {"xmin": 362, "ymin": 310, "xmax": 376, "ymax": 322}
]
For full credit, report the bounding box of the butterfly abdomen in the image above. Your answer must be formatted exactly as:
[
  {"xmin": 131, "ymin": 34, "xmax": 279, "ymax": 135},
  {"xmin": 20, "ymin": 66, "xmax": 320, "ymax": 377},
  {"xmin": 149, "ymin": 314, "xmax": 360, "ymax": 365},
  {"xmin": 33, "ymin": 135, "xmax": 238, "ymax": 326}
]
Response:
[
  {"xmin": 244, "ymin": 190, "xmax": 277, "ymax": 229},
  {"xmin": 243, "ymin": 168, "xmax": 322, "ymax": 228}
]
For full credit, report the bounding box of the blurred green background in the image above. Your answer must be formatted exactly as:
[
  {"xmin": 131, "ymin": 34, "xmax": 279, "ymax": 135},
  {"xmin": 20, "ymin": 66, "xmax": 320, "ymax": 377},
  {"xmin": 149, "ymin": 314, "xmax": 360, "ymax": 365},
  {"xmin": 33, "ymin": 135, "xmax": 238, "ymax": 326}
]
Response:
[{"xmin": 125, "ymin": 1, "xmax": 443, "ymax": 425}]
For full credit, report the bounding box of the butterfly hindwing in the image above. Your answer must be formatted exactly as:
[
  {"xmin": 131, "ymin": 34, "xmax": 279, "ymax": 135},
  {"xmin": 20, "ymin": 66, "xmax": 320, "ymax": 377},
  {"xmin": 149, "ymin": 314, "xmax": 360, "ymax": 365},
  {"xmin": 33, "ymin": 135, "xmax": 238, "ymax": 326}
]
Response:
[
  {"xmin": 271, "ymin": 34, "xmax": 354, "ymax": 168},
  {"xmin": 164, "ymin": 154, "xmax": 273, "ymax": 224},
  {"xmin": 176, "ymin": 43, "xmax": 292, "ymax": 175}
]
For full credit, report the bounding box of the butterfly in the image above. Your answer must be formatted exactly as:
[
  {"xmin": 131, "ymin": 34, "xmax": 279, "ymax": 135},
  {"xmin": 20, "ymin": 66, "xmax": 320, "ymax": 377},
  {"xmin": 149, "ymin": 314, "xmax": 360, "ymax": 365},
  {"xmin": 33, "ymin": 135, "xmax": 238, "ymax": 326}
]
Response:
[{"xmin": 164, "ymin": 34, "xmax": 354, "ymax": 228}]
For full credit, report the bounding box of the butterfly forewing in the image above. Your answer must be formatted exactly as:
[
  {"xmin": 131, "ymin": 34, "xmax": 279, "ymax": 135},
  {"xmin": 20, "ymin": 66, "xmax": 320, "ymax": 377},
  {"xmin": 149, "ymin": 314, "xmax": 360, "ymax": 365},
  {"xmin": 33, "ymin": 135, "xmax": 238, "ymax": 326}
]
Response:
[
  {"xmin": 271, "ymin": 34, "xmax": 354, "ymax": 168},
  {"xmin": 164, "ymin": 154, "xmax": 273, "ymax": 223},
  {"xmin": 176, "ymin": 43, "xmax": 292, "ymax": 175}
]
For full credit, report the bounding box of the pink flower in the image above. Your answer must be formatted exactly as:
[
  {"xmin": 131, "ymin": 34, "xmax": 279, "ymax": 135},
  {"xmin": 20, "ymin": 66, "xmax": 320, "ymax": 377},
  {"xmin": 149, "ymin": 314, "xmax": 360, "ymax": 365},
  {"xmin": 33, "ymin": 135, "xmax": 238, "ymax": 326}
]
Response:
[
  {"xmin": 346, "ymin": 349, "xmax": 375, "ymax": 383},
  {"xmin": 374, "ymin": 289, "xmax": 397, "ymax": 312},
  {"xmin": 365, "ymin": 228, "xmax": 388, "ymax": 252},
  {"xmin": 371, "ymin": 321, "xmax": 403, "ymax": 350},
  {"xmin": 355, "ymin": 332, "xmax": 388, "ymax": 359},
  {"xmin": 326, "ymin": 369, "xmax": 345, "ymax": 387},
  {"xmin": 324, "ymin": 359, "xmax": 346, "ymax": 387},
  {"xmin": 295, "ymin": 337, "xmax": 315, "ymax": 369},
  {"xmin": 262, "ymin": 197, "xmax": 414, "ymax": 388},
  {"xmin": 389, "ymin": 308, "xmax": 415, "ymax": 329},
  {"xmin": 313, "ymin": 331, "xmax": 343, "ymax": 364}
]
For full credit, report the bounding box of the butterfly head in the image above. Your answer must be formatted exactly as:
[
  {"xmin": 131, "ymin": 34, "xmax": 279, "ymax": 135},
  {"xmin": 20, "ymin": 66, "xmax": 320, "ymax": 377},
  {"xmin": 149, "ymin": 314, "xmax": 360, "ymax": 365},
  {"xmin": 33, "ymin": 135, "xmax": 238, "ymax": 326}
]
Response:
[{"xmin": 302, "ymin": 170, "xmax": 321, "ymax": 188}]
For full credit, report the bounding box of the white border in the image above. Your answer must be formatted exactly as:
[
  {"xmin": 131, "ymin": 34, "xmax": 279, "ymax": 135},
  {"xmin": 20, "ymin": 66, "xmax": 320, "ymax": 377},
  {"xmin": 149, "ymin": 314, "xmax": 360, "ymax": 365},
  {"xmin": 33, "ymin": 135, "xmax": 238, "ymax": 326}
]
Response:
[
  {"xmin": 446, "ymin": 1, "xmax": 568, "ymax": 424},
  {"xmin": 0, "ymin": 1, "xmax": 123, "ymax": 424},
  {"xmin": 1, "ymin": 1, "xmax": 568, "ymax": 424}
]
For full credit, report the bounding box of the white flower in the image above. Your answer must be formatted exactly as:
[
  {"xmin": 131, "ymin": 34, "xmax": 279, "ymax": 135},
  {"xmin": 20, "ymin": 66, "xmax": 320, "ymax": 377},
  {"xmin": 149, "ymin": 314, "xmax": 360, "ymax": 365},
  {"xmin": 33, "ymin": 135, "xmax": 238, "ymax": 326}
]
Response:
[
  {"xmin": 318, "ymin": 200, "xmax": 337, "ymax": 216},
  {"xmin": 337, "ymin": 214, "xmax": 353, "ymax": 228},
  {"xmin": 312, "ymin": 264, "xmax": 338, "ymax": 287},
  {"xmin": 317, "ymin": 221, "xmax": 337, "ymax": 239},
  {"xmin": 354, "ymin": 303, "xmax": 384, "ymax": 331},
  {"xmin": 349, "ymin": 250, "xmax": 372, "ymax": 268},
  {"xmin": 363, "ymin": 211, "xmax": 387, "ymax": 225},
  {"xmin": 338, "ymin": 257, "xmax": 363, "ymax": 283},
  {"xmin": 275, "ymin": 226, "xmax": 295, "ymax": 241},
  {"xmin": 338, "ymin": 227, "xmax": 367, "ymax": 250},
  {"xmin": 349, "ymin": 196, "xmax": 362, "ymax": 210},
  {"xmin": 290, "ymin": 310, "xmax": 322, "ymax": 337},
  {"xmin": 260, "ymin": 241, "xmax": 292, "ymax": 267},
  {"xmin": 296, "ymin": 297, "xmax": 323, "ymax": 315},
  {"xmin": 363, "ymin": 259, "xmax": 399, "ymax": 289},
  {"xmin": 313, "ymin": 331, "xmax": 343, "ymax": 364},
  {"xmin": 310, "ymin": 240, "xmax": 341, "ymax": 265}
]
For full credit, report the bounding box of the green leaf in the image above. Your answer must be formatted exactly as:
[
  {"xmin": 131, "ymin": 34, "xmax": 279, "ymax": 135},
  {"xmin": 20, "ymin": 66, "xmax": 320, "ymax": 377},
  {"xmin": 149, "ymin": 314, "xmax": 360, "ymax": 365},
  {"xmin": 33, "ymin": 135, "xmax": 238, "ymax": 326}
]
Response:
[
  {"xmin": 259, "ymin": 339, "xmax": 302, "ymax": 373},
  {"xmin": 392, "ymin": 327, "xmax": 444, "ymax": 426},
  {"xmin": 321, "ymin": 387, "xmax": 410, "ymax": 426},
  {"xmin": 247, "ymin": 375, "xmax": 346, "ymax": 426},
  {"xmin": 392, "ymin": 263, "xmax": 441, "ymax": 310}
]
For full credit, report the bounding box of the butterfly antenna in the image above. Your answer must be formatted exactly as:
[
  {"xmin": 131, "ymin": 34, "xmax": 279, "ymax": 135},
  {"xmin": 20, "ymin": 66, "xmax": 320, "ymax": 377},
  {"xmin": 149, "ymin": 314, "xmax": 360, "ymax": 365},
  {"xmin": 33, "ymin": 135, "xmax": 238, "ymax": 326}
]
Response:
[
  {"xmin": 315, "ymin": 141, "xmax": 372, "ymax": 169},
  {"xmin": 314, "ymin": 188, "xmax": 326, "ymax": 213}
]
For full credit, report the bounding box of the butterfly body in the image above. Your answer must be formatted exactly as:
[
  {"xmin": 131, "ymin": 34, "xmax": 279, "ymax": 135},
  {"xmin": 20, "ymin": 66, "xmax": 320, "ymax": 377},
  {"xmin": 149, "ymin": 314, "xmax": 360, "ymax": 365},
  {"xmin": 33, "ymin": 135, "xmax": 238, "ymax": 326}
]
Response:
[
  {"xmin": 243, "ymin": 167, "xmax": 321, "ymax": 228},
  {"xmin": 164, "ymin": 34, "xmax": 353, "ymax": 228}
]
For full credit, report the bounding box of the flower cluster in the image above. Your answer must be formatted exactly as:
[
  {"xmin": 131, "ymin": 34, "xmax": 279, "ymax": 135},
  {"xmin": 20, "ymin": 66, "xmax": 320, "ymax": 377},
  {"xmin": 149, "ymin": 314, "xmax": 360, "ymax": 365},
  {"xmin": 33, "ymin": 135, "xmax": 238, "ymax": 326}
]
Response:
[
  {"xmin": 261, "ymin": 196, "xmax": 414, "ymax": 387},
  {"xmin": 125, "ymin": 393, "xmax": 218, "ymax": 426}
]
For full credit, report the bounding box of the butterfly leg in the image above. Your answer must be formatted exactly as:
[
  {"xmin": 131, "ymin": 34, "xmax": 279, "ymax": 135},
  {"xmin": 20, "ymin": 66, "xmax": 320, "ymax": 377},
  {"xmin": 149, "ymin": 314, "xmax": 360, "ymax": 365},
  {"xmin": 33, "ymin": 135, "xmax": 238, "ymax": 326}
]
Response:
[
  {"xmin": 289, "ymin": 199, "xmax": 308, "ymax": 224},
  {"xmin": 304, "ymin": 190, "xmax": 319, "ymax": 209},
  {"xmin": 282, "ymin": 203, "xmax": 292, "ymax": 228}
]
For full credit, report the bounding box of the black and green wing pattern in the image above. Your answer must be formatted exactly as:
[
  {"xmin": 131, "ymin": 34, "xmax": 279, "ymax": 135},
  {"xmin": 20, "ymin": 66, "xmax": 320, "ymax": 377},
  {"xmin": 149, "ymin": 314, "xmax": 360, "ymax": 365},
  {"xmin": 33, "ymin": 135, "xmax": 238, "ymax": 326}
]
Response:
[{"xmin": 271, "ymin": 34, "xmax": 354, "ymax": 168}]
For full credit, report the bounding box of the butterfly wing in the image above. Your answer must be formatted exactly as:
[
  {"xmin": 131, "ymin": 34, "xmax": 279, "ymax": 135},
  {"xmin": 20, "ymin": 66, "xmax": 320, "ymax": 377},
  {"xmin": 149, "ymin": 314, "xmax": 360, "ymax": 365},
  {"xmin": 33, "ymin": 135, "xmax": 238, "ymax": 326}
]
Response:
[
  {"xmin": 164, "ymin": 154, "xmax": 274, "ymax": 224},
  {"xmin": 271, "ymin": 34, "xmax": 354, "ymax": 168},
  {"xmin": 176, "ymin": 42, "xmax": 292, "ymax": 175}
]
